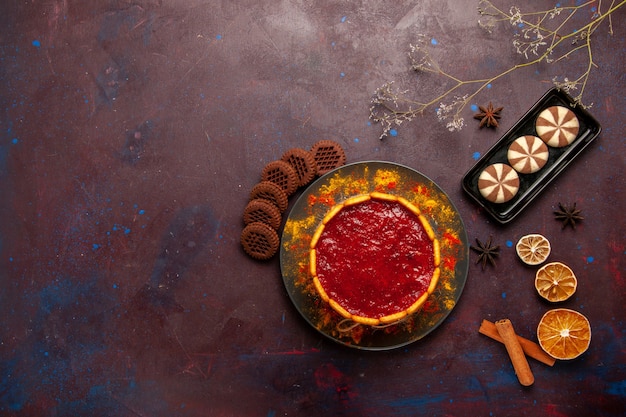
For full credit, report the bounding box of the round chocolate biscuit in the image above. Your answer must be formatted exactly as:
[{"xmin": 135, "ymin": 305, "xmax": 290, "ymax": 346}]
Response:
[
  {"xmin": 261, "ymin": 160, "xmax": 298, "ymax": 196},
  {"xmin": 507, "ymin": 135, "xmax": 549, "ymax": 174},
  {"xmin": 249, "ymin": 181, "xmax": 289, "ymax": 213},
  {"xmin": 535, "ymin": 105, "xmax": 579, "ymax": 147},
  {"xmin": 478, "ymin": 163, "xmax": 520, "ymax": 204},
  {"xmin": 240, "ymin": 221, "xmax": 280, "ymax": 260},
  {"xmin": 243, "ymin": 198, "xmax": 282, "ymax": 230},
  {"xmin": 310, "ymin": 140, "xmax": 347, "ymax": 175},
  {"xmin": 281, "ymin": 148, "xmax": 317, "ymax": 187}
]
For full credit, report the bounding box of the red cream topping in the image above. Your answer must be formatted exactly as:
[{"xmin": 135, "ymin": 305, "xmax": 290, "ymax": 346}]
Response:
[{"xmin": 315, "ymin": 199, "xmax": 435, "ymax": 319}]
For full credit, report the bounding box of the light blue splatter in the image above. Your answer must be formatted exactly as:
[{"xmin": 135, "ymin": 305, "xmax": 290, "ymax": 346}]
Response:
[
  {"xmin": 502, "ymin": 292, "xmax": 506, "ymax": 299},
  {"xmin": 506, "ymin": 240, "xmax": 513, "ymax": 248},
  {"xmin": 472, "ymin": 152, "xmax": 481, "ymax": 160},
  {"xmin": 340, "ymin": 72, "xmax": 345, "ymax": 77},
  {"xmin": 124, "ymin": 228, "xmax": 131, "ymax": 234},
  {"xmin": 138, "ymin": 209, "xmax": 145, "ymax": 215},
  {"xmin": 487, "ymin": 83, "xmax": 492, "ymax": 89},
  {"xmin": 92, "ymin": 244, "xmax": 100, "ymax": 250},
  {"xmin": 470, "ymin": 104, "xmax": 478, "ymax": 112},
  {"xmin": 341, "ymin": 16, "xmax": 347, "ymax": 23},
  {"xmin": 389, "ymin": 129, "xmax": 398, "ymax": 137},
  {"xmin": 12, "ymin": 138, "xmax": 18, "ymax": 144},
  {"xmin": 32, "ymin": 40, "xmax": 41, "ymax": 48},
  {"xmin": 431, "ymin": 38, "xmax": 438, "ymax": 45},
  {"xmin": 216, "ymin": 34, "xmax": 222, "ymax": 40},
  {"xmin": 587, "ymin": 256, "xmax": 594, "ymax": 263},
  {"xmin": 354, "ymin": 138, "xmax": 359, "ymax": 143}
]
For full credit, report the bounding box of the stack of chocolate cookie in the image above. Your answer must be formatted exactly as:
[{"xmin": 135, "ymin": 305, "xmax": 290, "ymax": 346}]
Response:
[{"xmin": 240, "ymin": 140, "xmax": 347, "ymax": 260}]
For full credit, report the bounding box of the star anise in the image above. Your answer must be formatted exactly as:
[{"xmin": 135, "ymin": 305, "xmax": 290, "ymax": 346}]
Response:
[
  {"xmin": 470, "ymin": 236, "xmax": 500, "ymax": 270},
  {"xmin": 554, "ymin": 202, "xmax": 584, "ymax": 230},
  {"xmin": 474, "ymin": 102, "xmax": 503, "ymax": 128}
]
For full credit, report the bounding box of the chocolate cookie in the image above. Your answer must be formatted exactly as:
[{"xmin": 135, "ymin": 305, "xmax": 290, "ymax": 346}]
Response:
[
  {"xmin": 535, "ymin": 106, "xmax": 579, "ymax": 147},
  {"xmin": 281, "ymin": 148, "xmax": 317, "ymax": 187},
  {"xmin": 310, "ymin": 140, "xmax": 347, "ymax": 175},
  {"xmin": 243, "ymin": 198, "xmax": 282, "ymax": 230},
  {"xmin": 240, "ymin": 221, "xmax": 280, "ymax": 260},
  {"xmin": 507, "ymin": 135, "xmax": 549, "ymax": 174},
  {"xmin": 249, "ymin": 181, "xmax": 289, "ymax": 213},
  {"xmin": 478, "ymin": 163, "xmax": 520, "ymax": 203},
  {"xmin": 261, "ymin": 160, "xmax": 298, "ymax": 196}
]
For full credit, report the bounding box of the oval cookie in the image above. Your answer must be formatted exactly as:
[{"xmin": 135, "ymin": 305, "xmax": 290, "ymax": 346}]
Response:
[
  {"xmin": 535, "ymin": 106, "xmax": 579, "ymax": 147},
  {"xmin": 249, "ymin": 181, "xmax": 289, "ymax": 213},
  {"xmin": 478, "ymin": 163, "xmax": 520, "ymax": 203},
  {"xmin": 281, "ymin": 148, "xmax": 317, "ymax": 187},
  {"xmin": 240, "ymin": 221, "xmax": 280, "ymax": 260},
  {"xmin": 507, "ymin": 135, "xmax": 549, "ymax": 174},
  {"xmin": 310, "ymin": 140, "xmax": 347, "ymax": 176},
  {"xmin": 243, "ymin": 198, "xmax": 282, "ymax": 230},
  {"xmin": 261, "ymin": 160, "xmax": 298, "ymax": 196}
]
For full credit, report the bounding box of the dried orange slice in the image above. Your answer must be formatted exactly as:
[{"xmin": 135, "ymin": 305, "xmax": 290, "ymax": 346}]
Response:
[
  {"xmin": 535, "ymin": 261, "xmax": 577, "ymax": 302},
  {"xmin": 537, "ymin": 308, "xmax": 591, "ymax": 360},
  {"xmin": 516, "ymin": 233, "xmax": 551, "ymax": 265}
]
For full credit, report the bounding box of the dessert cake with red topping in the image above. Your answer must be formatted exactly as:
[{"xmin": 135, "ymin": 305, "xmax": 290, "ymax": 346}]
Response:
[{"xmin": 309, "ymin": 192, "xmax": 441, "ymax": 326}]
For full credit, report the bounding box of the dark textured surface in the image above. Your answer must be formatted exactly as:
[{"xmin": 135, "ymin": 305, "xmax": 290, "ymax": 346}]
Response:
[{"xmin": 1, "ymin": 1, "xmax": 624, "ymax": 416}]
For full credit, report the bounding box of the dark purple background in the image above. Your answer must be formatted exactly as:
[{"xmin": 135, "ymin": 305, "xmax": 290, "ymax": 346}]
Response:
[{"xmin": 1, "ymin": 1, "xmax": 624, "ymax": 416}]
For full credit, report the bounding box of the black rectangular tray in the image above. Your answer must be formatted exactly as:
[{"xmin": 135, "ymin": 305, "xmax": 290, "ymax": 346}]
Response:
[{"xmin": 462, "ymin": 88, "xmax": 602, "ymax": 224}]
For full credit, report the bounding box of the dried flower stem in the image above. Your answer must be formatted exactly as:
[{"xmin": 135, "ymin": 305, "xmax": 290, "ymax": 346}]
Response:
[{"xmin": 370, "ymin": 0, "xmax": 624, "ymax": 139}]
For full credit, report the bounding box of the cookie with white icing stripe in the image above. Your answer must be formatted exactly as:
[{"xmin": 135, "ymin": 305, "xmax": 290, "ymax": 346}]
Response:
[
  {"xmin": 507, "ymin": 135, "xmax": 549, "ymax": 174},
  {"xmin": 535, "ymin": 106, "xmax": 579, "ymax": 147},
  {"xmin": 478, "ymin": 163, "xmax": 520, "ymax": 203}
]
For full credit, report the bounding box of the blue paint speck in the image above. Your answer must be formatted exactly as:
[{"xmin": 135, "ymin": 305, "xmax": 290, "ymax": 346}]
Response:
[
  {"xmin": 470, "ymin": 104, "xmax": 478, "ymax": 112},
  {"xmin": 340, "ymin": 72, "xmax": 345, "ymax": 77},
  {"xmin": 92, "ymin": 244, "xmax": 100, "ymax": 250},
  {"xmin": 138, "ymin": 209, "xmax": 145, "ymax": 215},
  {"xmin": 587, "ymin": 256, "xmax": 594, "ymax": 263},
  {"xmin": 124, "ymin": 228, "xmax": 131, "ymax": 234},
  {"xmin": 12, "ymin": 138, "xmax": 19, "ymax": 144},
  {"xmin": 431, "ymin": 38, "xmax": 438, "ymax": 45},
  {"xmin": 32, "ymin": 40, "xmax": 41, "ymax": 48},
  {"xmin": 216, "ymin": 34, "xmax": 222, "ymax": 40},
  {"xmin": 9, "ymin": 257, "xmax": 13, "ymax": 262},
  {"xmin": 502, "ymin": 292, "xmax": 507, "ymax": 299},
  {"xmin": 506, "ymin": 240, "xmax": 513, "ymax": 248},
  {"xmin": 341, "ymin": 16, "xmax": 347, "ymax": 23},
  {"xmin": 487, "ymin": 83, "xmax": 492, "ymax": 89},
  {"xmin": 113, "ymin": 284, "xmax": 118, "ymax": 289},
  {"xmin": 353, "ymin": 138, "xmax": 359, "ymax": 143},
  {"xmin": 389, "ymin": 129, "xmax": 398, "ymax": 137},
  {"xmin": 472, "ymin": 152, "xmax": 481, "ymax": 160}
]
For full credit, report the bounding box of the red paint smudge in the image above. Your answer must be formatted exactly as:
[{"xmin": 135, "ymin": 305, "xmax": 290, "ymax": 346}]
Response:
[
  {"xmin": 387, "ymin": 181, "xmax": 397, "ymax": 189},
  {"xmin": 544, "ymin": 404, "xmax": 570, "ymax": 417},
  {"xmin": 314, "ymin": 363, "xmax": 358, "ymax": 401}
]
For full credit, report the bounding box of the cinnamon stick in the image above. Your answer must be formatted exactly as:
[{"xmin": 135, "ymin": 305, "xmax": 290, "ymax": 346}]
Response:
[
  {"xmin": 479, "ymin": 319, "xmax": 555, "ymax": 366},
  {"xmin": 495, "ymin": 319, "xmax": 535, "ymax": 386}
]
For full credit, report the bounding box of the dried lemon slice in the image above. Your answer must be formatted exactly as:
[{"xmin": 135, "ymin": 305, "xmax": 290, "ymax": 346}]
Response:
[
  {"xmin": 535, "ymin": 261, "xmax": 577, "ymax": 302},
  {"xmin": 516, "ymin": 233, "xmax": 551, "ymax": 265},
  {"xmin": 537, "ymin": 308, "xmax": 591, "ymax": 360}
]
